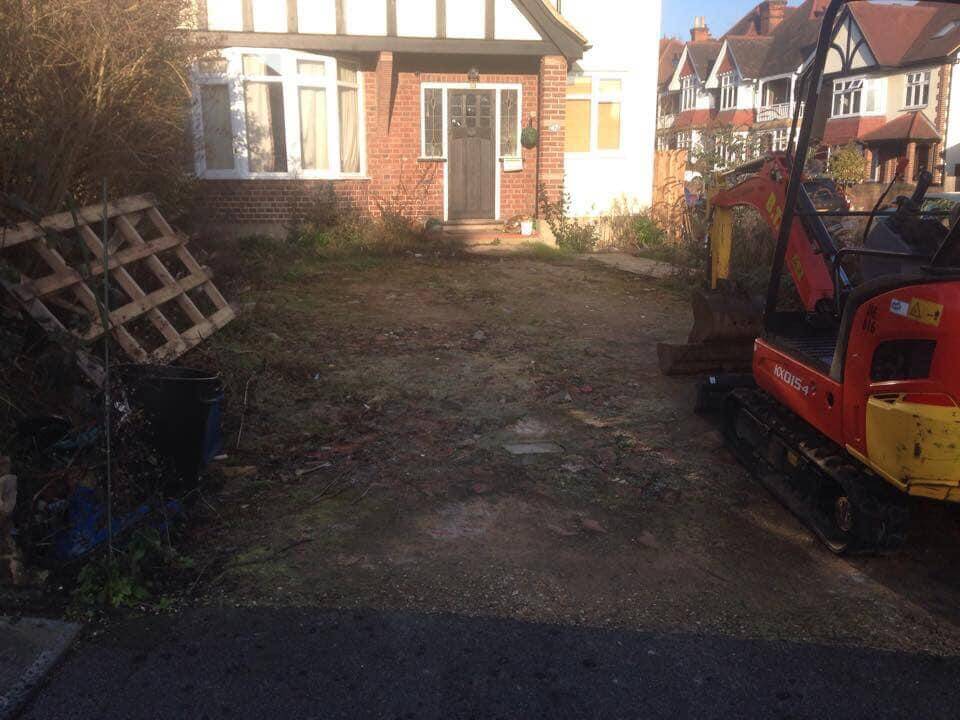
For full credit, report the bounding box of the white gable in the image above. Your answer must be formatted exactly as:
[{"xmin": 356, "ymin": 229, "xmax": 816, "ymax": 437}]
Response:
[
  {"xmin": 446, "ymin": 0, "xmax": 486, "ymax": 39},
  {"xmin": 495, "ymin": 0, "xmax": 541, "ymax": 41},
  {"xmin": 252, "ymin": 0, "xmax": 287, "ymax": 32},
  {"xmin": 207, "ymin": 0, "xmax": 243, "ymax": 31},
  {"xmin": 345, "ymin": 0, "xmax": 387, "ymax": 36},
  {"xmin": 825, "ymin": 12, "xmax": 877, "ymax": 74},
  {"xmin": 397, "ymin": 0, "xmax": 437, "ymax": 37},
  {"xmin": 298, "ymin": 0, "xmax": 336, "ymax": 33}
]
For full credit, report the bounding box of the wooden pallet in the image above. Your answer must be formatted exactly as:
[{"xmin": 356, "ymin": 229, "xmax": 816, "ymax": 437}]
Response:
[{"xmin": 0, "ymin": 195, "xmax": 235, "ymax": 383}]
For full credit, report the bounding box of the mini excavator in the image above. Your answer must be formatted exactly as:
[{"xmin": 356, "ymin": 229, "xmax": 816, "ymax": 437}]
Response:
[{"xmin": 667, "ymin": 0, "xmax": 960, "ymax": 554}]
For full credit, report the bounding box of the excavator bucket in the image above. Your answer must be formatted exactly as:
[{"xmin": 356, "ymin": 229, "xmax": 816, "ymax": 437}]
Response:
[
  {"xmin": 688, "ymin": 287, "xmax": 762, "ymax": 344},
  {"xmin": 657, "ymin": 205, "xmax": 760, "ymax": 376}
]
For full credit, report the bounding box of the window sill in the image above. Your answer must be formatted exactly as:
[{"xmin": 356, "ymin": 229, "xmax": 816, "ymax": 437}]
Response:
[
  {"xmin": 200, "ymin": 173, "xmax": 372, "ymax": 181},
  {"xmin": 417, "ymin": 157, "xmax": 447, "ymax": 162}
]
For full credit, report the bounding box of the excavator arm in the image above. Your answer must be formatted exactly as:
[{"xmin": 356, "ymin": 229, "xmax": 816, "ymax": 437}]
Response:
[{"xmin": 708, "ymin": 156, "xmax": 837, "ymax": 314}]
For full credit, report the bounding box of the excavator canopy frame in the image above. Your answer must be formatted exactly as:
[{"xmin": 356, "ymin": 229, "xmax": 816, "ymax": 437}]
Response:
[{"xmin": 766, "ymin": 0, "xmax": 960, "ymax": 327}]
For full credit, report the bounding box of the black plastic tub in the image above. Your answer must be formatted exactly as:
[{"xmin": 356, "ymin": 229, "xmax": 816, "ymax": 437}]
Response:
[{"xmin": 117, "ymin": 365, "xmax": 224, "ymax": 495}]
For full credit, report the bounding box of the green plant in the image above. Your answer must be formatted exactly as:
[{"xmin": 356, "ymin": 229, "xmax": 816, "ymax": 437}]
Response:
[
  {"xmin": 827, "ymin": 143, "xmax": 868, "ymax": 187},
  {"xmin": 631, "ymin": 214, "xmax": 667, "ymax": 249},
  {"xmin": 539, "ymin": 188, "xmax": 599, "ymax": 253},
  {"xmin": 73, "ymin": 528, "xmax": 186, "ymax": 609},
  {"xmin": 521, "ymin": 125, "xmax": 539, "ymax": 149}
]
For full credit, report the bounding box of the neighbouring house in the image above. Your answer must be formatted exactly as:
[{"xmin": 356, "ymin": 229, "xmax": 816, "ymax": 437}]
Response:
[
  {"xmin": 184, "ymin": 0, "xmax": 587, "ymax": 236},
  {"xmin": 657, "ymin": 0, "xmax": 960, "ymax": 190},
  {"xmin": 545, "ymin": 0, "xmax": 663, "ymax": 215}
]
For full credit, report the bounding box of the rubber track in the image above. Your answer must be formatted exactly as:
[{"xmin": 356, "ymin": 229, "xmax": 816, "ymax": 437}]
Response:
[{"xmin": 727, "ymin": 388, "xmax": 909, "ymax": 554}]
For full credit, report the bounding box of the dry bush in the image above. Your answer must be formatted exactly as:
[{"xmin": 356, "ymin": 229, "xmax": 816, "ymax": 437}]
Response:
[{"xmin": 0, "ymin": 0, "xmax": 204, "ymax": 215}]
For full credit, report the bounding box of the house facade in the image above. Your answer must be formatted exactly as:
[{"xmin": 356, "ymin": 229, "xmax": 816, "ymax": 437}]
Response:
[
  {"xmin": 185, "ymin": 0, "xmax": 587, "ymax": 234},
  {"xmin": 547, "ymin": 0, "xmax": 662, "ymax": 215},
  {"xmin": 657, "ymin": 0, "xmax": 960, "ymax": 189}
]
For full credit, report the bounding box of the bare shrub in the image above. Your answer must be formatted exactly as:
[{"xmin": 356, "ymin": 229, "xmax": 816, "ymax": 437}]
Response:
[{"xmin": 0, "ymin": 0, "xmax": 205, "ymax": 215}]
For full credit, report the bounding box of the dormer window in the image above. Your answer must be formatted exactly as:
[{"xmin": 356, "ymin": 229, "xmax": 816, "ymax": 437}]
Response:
[
  {"xmin": 905, "ymin": 71, "xmax": 930, "ymax": 108},
  {"xmin": 681, "ymin": 76, "xmax": 697, "ymax": 111},
  {"xmin": 933, "ymin": 20, "xmax": 960, "ymax": 38},
  {"xmin": 720, "ymin": 73, "xmax": 738, "ymax": 111}
]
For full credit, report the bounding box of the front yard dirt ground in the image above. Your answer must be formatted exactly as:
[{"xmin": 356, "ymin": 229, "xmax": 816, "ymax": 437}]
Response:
[{"xmin": 191, "ymin": 248, "xmax": 960, "ymax": 657}]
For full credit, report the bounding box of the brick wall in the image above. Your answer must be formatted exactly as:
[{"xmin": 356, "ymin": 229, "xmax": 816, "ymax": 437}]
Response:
[
  {"xmin": 198, "ymin": 54, "xmax": 546, "ymax": 231},
  {"xmin": 537, "ymin": 55, "xmax": 567, "ymax": 207}
]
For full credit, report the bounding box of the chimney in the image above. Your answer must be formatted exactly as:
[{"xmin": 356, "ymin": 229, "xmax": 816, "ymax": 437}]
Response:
[
  {"xmin": 758, "ymin": 0, "xmax": 787, "ymax": 35},
  {"xmin": 810, "ymin": 0, "xmax": 829, "ymax": 19},
  {"xmin": 690, "ymin": 16, "xmax": 711, "ymax": 43}
]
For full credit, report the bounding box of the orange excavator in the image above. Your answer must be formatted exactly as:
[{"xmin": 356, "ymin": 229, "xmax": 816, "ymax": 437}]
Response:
[{"xmin": 668, "ymin": 0, "xmax": 960, "ymax": 553}]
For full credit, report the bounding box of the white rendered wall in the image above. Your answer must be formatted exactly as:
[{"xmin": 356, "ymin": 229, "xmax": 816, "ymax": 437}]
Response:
[
  {"xmin": 495, "ymin": 0, "xmax": 541, "ymax": 40},
  {"xmin": 397, "ymin": 0, "xmax": 437, "ymax": 37},
  {"xmin": 556, "ymin": 0, "xmax": 662, "ymax": 214},
  {"xmin": 345, "ymin": 0, "xmax": 388, "ymax": 36},
  {"xmin": 297, "ymin": 0, "xmax": 337, "ymax": 34},
  {"xmin": 944, "ymin": 53, "xmax": 960, "ymax": 191},
  {"xmin": 446, "ymin": 0, "xmax": 486, "ymax": 39}
]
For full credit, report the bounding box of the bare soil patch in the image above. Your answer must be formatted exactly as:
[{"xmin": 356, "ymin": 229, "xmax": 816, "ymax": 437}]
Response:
[{"xmin": 190, "ymin": 250, "xmax": 960, "ymax": 656}]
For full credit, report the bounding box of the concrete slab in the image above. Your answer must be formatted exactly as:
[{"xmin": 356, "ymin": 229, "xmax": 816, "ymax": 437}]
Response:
[
  {"xmin": 587, "ymin": 252, "xmax": 676, "ymax": 279},
  {"xmin": 0, "ymin": 616, "xmax": 81, "ymax": 720},
  {"xmin": 503, "ymin": 442, "xmax": 564, "ymax": 456}
]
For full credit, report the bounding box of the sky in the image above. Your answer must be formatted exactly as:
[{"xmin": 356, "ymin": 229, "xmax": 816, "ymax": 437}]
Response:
[
  {"xmin": 660, "ymin": 0, "xmax": 910, "ymax": 39},
  {"xmin": 660, "ymin": 0, "xmax": 803, "ymax": 39}
]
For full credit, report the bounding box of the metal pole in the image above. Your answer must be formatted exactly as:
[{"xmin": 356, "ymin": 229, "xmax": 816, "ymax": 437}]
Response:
[
  {"xmin": 764, "ymin": 0, "xmax": 848, "ymax": 325},
  {"xmin": 102, "ymin": 178, "xmax": 113, "ymax": 564}
]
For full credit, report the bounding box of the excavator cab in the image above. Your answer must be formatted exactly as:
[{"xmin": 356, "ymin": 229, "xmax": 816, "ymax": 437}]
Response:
[{"xmin": 666, "ymin": 0, "xmax": 960, "ymax": 554}]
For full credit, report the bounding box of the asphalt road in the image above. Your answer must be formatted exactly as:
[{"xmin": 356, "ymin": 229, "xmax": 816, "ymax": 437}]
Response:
[{"xmin": 20, "ymin": 607, "xmax": 960, "ymax": 719}]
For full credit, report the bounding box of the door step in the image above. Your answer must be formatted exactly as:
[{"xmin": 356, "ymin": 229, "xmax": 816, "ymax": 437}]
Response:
[{"xmin": 440, "ymin": 222, "xmax": 537, "ymax": 246}]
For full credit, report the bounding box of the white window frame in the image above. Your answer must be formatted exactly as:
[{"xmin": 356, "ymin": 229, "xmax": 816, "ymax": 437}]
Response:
[
  {"xmin": 681, "ymin": 75, "xmax": 697, "ymax": 112},
  {"xmin": 192, "ymin": 47, "xmax": 367, "ymax": 180},
  {"xmin": 771, "ymin": 128, "xmax": 789, "ymax": 152},
  {"xmin": 676, "ymin": 131, "xmax": 691, "ymax": 151},
  {"xmin": 905, "ymin": 70, "xmax": 931, "ymax": 109},
  {"xmin": 719, "ymin": 72, "xmax": 738, "ymax": 111},
  {"xmin": 563, "ymin": 72, "xmax": 625, "ymax": 156},
  {"xmin": 831, "ymin": 76, "xmax": 885, "ymax": 119}
]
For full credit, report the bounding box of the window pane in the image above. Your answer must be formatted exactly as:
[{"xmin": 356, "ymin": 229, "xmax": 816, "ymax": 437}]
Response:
[
  {"xmin": 423, "ymin": 88, "xmax": 443, "ymax": 157},
  {"xmin": 298, "ymin": 60, "xmax": 326, "ymax": 77},
  {"xmin": 243, "ymin": 54, "xmax": 283, "ymax": 76},
  {"xmin": 566, "ymin": 75, "xmax": 592, "ymax": 97},
  {"xmin": 338, "ymin": 63, "xmax": 359, "ymax": 84},
  {"xmin": 500, "ymin": 89, "xmax": 519, "ymax": 156},
  {"xmin": 200, "ymin": 85, "xmax": 234, "ymax": 170},
  {"xmin": 299, "ymin": 87, "xmax": 329, "ymax": 170},
  {"xmin": 244, "ymin": 81, "xmax": 288, "ymax": 172},
  {"xmin": 598, "ymin": 102, "xmax": 621, "ymax": 150},
  {"xmin": 599, "ymin": 79, "xmax": 622, "ymax": 94},
  {"xmin": 339, "ymin": 85, "xmax": 360, "ymax": 173},
  {"xmin": 565, "ymin": 98, "xmax": 591, "ymax": 152}
]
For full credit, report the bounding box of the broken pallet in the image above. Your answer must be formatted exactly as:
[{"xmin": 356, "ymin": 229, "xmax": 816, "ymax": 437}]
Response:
[{"xmin": 0, "ymin": 195, "xmax": 234, "ymax": 383}]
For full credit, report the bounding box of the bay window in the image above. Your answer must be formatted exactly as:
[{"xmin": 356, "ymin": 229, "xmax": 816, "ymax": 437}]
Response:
[{"xmin": 193, "ymin": 48, "xmax": 365, "ymax": 179}]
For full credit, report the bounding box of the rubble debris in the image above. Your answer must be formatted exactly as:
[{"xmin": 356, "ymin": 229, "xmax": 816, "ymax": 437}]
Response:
[
  {"xmin": 0, "ymin": 194, "xmax": 236, "ymax": 384},
  {"xmin": 1, "ymin": 459, "xmax": 23, "ymax": 584}
]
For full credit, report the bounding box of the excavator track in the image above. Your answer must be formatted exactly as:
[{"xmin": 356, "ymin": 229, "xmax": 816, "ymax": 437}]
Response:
[{"xmin": 723, "ymin": 388, "xmax": 910, "ymax": 555}]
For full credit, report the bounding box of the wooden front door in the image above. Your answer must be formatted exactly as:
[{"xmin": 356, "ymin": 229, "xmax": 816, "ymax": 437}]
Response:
[{"xmin": 448, "ymin": 90, "xmax": 496, "ymax": 220}]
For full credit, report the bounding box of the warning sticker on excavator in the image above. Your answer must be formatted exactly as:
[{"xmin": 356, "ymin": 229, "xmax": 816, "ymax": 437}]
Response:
[{"xmin": 890, "ymin": 297, "xmax": 943, "ymax": 326}]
